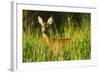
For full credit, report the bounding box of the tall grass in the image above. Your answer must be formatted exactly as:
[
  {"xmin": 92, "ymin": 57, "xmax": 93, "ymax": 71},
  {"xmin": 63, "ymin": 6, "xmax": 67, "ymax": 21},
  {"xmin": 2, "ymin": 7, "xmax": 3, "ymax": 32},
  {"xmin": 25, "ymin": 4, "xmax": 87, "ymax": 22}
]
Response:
[{"xmin": 23, "ymin": 17, "xmax": 91, "ymax": 62}]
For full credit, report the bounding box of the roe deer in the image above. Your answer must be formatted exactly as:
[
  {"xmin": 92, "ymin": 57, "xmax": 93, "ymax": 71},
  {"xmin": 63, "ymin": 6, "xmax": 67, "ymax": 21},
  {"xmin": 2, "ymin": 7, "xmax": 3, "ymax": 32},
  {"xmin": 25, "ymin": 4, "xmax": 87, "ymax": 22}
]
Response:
[{"xmin": 38, "ymin": 16, "xmax": 71, "ymax": 56}]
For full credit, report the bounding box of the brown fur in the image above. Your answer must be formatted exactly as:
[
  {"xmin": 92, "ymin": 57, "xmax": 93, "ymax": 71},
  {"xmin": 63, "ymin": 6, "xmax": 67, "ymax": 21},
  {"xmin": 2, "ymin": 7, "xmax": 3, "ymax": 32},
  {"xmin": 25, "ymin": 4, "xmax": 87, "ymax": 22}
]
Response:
[{"xmin": 38, "ymin": 16, "xmax": 71, "ymax": 56}]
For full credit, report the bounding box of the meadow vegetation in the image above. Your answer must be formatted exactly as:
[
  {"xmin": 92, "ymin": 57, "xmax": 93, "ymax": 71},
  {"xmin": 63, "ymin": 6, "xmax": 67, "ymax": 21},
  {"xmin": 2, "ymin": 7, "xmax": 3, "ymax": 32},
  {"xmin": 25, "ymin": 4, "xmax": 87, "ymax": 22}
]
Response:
[{"xmin": 22, "ymin": 10, "xmax": 91, "ymax": 62}]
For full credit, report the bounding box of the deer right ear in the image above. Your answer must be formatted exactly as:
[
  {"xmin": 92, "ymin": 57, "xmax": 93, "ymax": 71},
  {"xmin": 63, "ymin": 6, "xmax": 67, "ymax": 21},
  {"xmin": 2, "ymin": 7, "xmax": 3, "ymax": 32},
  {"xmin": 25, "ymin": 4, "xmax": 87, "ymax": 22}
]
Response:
[{"xmin": 38, "ymin": 16, "xmax": 44, "ymax": 26}]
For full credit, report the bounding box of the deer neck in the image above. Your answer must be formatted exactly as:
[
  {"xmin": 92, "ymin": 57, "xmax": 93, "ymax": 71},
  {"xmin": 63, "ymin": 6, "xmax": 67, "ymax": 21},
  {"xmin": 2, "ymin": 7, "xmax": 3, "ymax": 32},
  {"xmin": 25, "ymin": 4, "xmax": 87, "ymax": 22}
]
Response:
[{"xmin": 43, "ymin": 32, "xmax": 52, "ymax": 46}]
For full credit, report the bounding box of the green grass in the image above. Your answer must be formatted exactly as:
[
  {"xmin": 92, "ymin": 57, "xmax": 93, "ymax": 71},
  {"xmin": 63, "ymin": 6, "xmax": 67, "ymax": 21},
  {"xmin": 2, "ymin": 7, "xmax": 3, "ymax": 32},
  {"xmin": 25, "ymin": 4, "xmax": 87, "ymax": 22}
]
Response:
[{"xmin": 22, "ymin": 20, "xmax": 91, "ymax": 62}]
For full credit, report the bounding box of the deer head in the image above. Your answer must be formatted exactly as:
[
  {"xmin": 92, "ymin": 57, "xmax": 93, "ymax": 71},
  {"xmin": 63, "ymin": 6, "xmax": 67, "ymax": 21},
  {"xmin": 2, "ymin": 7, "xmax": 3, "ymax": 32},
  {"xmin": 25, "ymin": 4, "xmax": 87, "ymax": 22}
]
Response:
[{"xmin": 38, "ymin": 16, "xmax": 53, "ymax": 33}]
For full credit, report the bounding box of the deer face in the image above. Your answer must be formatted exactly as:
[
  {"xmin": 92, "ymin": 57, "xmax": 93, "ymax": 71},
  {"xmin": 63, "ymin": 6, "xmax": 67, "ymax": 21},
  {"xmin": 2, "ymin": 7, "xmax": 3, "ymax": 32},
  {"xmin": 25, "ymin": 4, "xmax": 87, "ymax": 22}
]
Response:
[{"xmin": 38, "ymin": 16, "xmax": 53, "ymax": 33}]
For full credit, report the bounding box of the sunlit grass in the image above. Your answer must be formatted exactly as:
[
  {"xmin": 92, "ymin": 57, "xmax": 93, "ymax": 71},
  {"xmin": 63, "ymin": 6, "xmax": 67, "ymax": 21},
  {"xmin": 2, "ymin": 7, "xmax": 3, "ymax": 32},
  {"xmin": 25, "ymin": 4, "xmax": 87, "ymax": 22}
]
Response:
[{"xmin": 22, "ymin": 20, "xmax": 91, "ymax": 62}]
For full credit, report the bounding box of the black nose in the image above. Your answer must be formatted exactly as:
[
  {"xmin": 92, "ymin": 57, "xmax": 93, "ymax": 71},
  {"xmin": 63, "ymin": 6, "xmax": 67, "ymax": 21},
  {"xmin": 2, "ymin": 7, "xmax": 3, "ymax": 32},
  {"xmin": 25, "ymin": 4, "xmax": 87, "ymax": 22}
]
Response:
[
  {"xmin": 43, "ymin": 31, "xmax": 46, "ymax": 33},
  {"xmin": 43, "ymin": 28, "xmax": 48, "ymax": 33}
]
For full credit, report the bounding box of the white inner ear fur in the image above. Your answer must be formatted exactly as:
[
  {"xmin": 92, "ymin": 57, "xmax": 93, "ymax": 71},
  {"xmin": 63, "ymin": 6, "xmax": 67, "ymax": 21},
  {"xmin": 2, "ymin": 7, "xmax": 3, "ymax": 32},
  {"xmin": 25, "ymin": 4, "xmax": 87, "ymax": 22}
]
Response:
[
  {"xmin": 38, "ymin": 16, "xmax": 44, "ymax": 26},
  {"xmin": 47, "ymin": 17, "xmax": 53, "ymax": 25}
]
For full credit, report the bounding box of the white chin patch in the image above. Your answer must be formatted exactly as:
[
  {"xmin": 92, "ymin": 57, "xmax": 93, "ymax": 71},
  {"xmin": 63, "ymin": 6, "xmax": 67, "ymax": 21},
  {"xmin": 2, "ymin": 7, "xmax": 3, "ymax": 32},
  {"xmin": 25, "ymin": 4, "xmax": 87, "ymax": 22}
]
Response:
[{"xmin": 43, "ymin": 33, "xmax": 46, "ymax": 37}]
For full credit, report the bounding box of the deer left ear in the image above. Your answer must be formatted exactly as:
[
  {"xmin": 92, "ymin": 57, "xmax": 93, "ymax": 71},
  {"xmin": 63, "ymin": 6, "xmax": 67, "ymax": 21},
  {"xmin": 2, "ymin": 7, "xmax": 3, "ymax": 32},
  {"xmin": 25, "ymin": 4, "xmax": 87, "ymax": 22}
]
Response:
[{"xmin": 47, "ymin": 16, "xmax": 53, "ymax": 25}]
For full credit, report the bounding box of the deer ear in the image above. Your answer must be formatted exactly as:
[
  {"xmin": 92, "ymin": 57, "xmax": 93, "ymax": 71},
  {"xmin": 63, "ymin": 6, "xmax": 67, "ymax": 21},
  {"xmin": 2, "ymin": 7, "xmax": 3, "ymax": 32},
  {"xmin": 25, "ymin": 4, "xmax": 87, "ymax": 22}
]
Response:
[
  {"xmin": 38, "ymin": 16, "xmax": 44, "ymax": 26},
  {"xmin": 47, "ymin": 16, "xmax": 53, "ymax": 25}
]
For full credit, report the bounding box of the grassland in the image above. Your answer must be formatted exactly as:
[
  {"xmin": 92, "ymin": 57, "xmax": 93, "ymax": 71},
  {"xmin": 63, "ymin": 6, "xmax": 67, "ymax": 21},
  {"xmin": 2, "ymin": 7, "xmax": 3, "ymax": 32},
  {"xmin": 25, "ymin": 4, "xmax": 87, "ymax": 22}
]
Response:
[{"xmin": 22, "ymin": 16, "xmax": 91, "ymax": 62}]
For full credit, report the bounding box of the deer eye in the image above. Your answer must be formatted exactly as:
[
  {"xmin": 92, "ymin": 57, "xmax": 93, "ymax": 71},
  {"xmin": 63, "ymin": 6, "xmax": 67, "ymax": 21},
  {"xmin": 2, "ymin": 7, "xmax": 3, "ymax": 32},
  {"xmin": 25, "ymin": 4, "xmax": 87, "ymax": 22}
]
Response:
[
  {"xmin": 40, "ymin": 25, "xmax": 43, "ymax": 28},
  {"xmin": 45, "ymin": 24, "xmax": 48, "ymax": 27}
]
